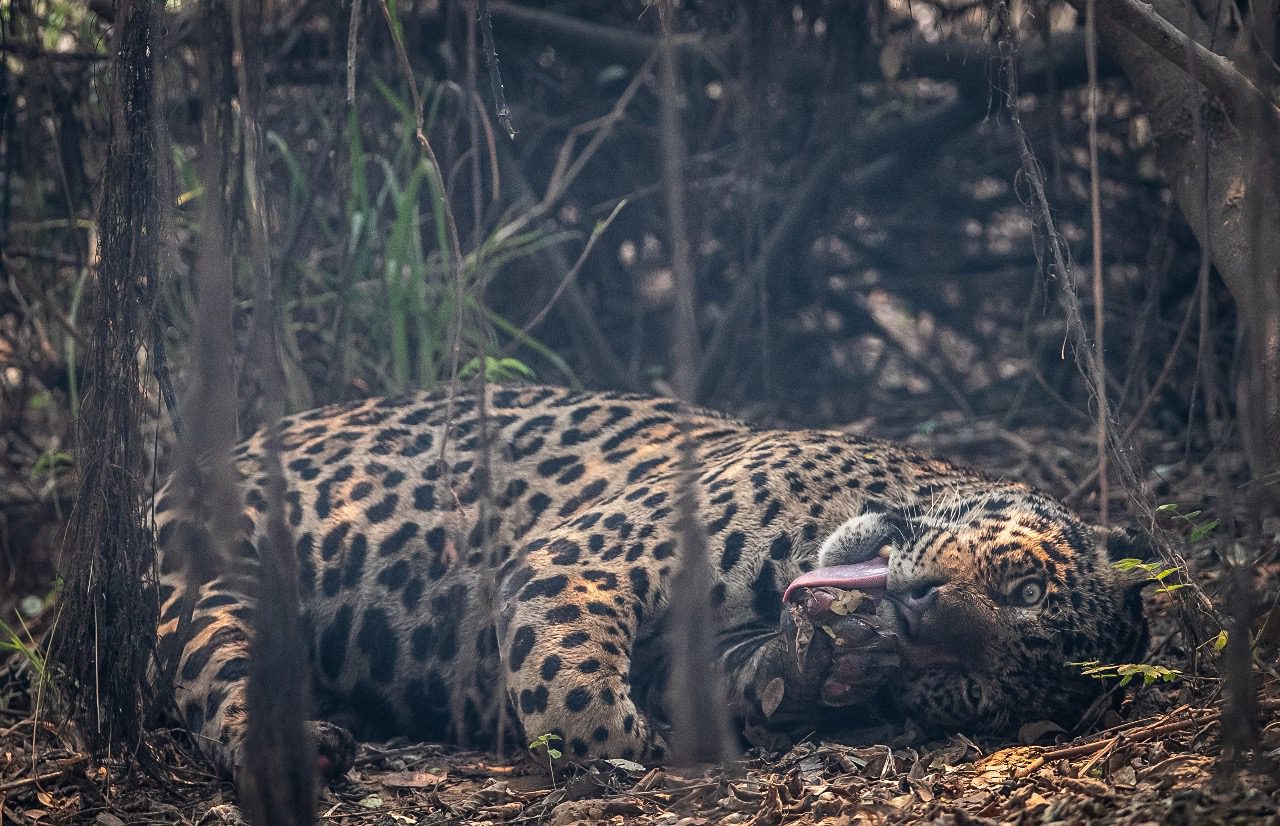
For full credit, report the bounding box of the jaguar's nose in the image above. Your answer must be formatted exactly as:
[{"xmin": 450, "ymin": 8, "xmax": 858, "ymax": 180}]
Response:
[{"xmin": 889, "ymin": 580, "xmax": 941, "ymax": 638}]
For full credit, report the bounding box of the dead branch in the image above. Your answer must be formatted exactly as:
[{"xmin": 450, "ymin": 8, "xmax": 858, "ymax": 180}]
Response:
[
  {"xmin": 1085, "ymin": 0, "xmax": 1111, "ymax": 531},
  {"xmin": 0, "ymin": 757, "xmax": 87, "ymax": 793},
  {"xmin": 694, "ymin": 94, "xmax": 979, "ymax": 400},
  {"xmin": 486, "ymin": 1, "xmax": 709, "ymax": 71},
  {"xmin": 1068, "ymin": 0, "xmax": 1277, "ymax": 120},
  {"xmin": 230, "ymin": 0, "xmax": 316, "ymax": 818},
  {"xmin": 477, "ymin": 0, "xmax": 514, "ymax": 139},
  {"xmin": 494, "ymin": 140, "xmax": 629, "ymax": 386},
  {"xmin": 658, "ymin": 0, "xmax": 736, "ymax": 766}
]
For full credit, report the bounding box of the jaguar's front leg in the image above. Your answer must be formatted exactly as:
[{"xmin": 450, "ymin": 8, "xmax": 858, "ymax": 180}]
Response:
[{"xmin": 495, "ymin": 535, "xmax": 668, "ymax": 761}]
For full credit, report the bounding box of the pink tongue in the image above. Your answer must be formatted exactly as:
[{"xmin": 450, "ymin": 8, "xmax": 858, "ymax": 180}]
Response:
[{"xmin": 783, "ymin": 558, "xmax": 890, "ymax": 603}]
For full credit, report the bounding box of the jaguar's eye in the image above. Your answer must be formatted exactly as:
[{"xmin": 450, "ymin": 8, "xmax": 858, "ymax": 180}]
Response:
[{"xmin": 1010, "ymin": 578, "xmax": 1045, "ymax": 607}]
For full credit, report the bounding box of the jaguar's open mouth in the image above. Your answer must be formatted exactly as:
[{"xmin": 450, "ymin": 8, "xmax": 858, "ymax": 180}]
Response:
[{"xmin": 779, "ymin": 549, "xmax": 896, "ymax": 708}]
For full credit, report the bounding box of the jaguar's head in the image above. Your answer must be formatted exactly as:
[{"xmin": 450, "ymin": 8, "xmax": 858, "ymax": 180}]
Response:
[{"xmin": 798, "ymin": 487, "xmax": 1151, "ymax": 735}]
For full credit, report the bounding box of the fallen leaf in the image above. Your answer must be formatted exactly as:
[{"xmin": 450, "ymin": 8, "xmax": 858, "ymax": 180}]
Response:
[
  {"xmin": 790, "ymin": 602, "xmax": 814, "ymax": 665},
  {"xmin": 381, "ymin": 770, "xmax": 446, "ymax": 789},
  {"xmin": 887, "ymin": 793, "xmax": 915, "ymax": 809},
  {"xmin": 1018, "ymin": 720, "xmax": 1066, "ymax": 744},
  {"xmin": 828, "ymin": 590, "xmax": 866, "ymax": 616},
  {"xmin": 761, "ymin": 677, "xmax": 786, "ymax": 718},
  {"xmin": 1112, "ymin": 764, "xmax": 1138, "ymax": 787},
  {"xmin": 605, "ymin": 757, "xmax": 646, "ymax": 773}
]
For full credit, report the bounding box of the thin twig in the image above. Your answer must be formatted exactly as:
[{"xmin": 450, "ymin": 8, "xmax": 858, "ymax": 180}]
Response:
[
  {"xmin": 1024, "ymin": 696, "xmax": 1280, "ymax": 778},
  {"xmin": 494, "ymin": 141, "xmax": 628, "ymax": 386},
  {"xmin": 498, "ymin": 200, "xmax": 626, "ymax": 358},
  {"xmin": 443, "ymin": 80, "xmax": 501, "ymax": 204},
  {"xmin": 6, "ymin": 267, "xmax": 87, "ymax": 350},
  {"xmin": 149, "ymin": 315, "xmax": 183, "ymax": 440},
  {"xmin": 1085, "ymin": 0, "xmax": 1110, "ymax": 531},
  {"xmin": 230, "ymin": 0, "xmax": 316, "ymax": 818},
  {"xmin": 464, "ymin": 1, "xmax": 485, "ymax": 246},
  {"xmin": 477, "ymin": 0, "xmax": 515, "ymax": 139},
  {"xmin": 490, "ymin": 52, "xmax": 654, "ymax": 249},
  {"xmin": 656, "ymin": 0, "xmax": 735, "ymax": 765},
  {"xmin": 346, "ymin": 0, "xmax": 362, "ymax": 104},
  {"xmin": 0, "ymin": 42, "xmax": 107, "ymax": 62},
  {"xmin": 999, "ymin": 3, "xmax": 1225, "ymax": 642},
  {"xmin": 657, "ymin": 0, "xmax": 699, "ymax": 400},
  {"xmin": 1068, "ymin": 289, "xmax": 1198, "ymax": 500},
  {"xmin": 373, "ymin": 0, "xmax": 467, "ymax": 465},
  {"xmin": 693, "ymin": 95, "xmax": 982, "ymax": 398},
  {"xmin": 486, "ymin": 1, "xmax": 709, "ymax": 70},
  {"xmin": 0, "ymin": 758, "xmax": 86, "ymax": 793}
]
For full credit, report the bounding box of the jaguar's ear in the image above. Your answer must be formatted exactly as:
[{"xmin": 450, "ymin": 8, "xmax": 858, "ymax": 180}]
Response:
[
  {"xmin": 1099, "ymin": 525, "xmax": 1158, "ymax": 563},
  {"xmin": 817, "ymin": 507, "xmax": 911, "ymax": 567}
]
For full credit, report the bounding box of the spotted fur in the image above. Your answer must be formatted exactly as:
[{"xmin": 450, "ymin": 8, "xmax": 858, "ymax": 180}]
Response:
[{"xmin": 153, "ymin": 385, "xmax": 1147, "ymax": 779}]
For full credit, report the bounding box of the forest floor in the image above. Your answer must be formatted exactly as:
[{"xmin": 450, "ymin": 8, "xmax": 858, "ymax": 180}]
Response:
[
  {"xmin": 2, "ymin": 689, "xmax": 1278, "ymax": 825},
  {"xmin": 1, "ymin": 414, "xmax": 1278, "ymax": 825}
]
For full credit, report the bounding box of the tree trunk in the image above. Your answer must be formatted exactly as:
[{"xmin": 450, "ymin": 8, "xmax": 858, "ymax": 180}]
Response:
[
  {"xmin": 49, "ymin": 0, "xmax": 162, "ymax": 757},
  {"xmin": 1078, "ymin": 0, "xmax": 1280, "ymax": 495}
]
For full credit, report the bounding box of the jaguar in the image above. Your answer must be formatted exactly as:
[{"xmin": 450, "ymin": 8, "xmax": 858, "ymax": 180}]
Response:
[{"xmin": 152, "ymin": 384, "xmax": 1149, "ymax": 783}]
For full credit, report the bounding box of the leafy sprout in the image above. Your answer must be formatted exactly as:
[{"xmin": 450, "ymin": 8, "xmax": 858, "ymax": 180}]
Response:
[
  {"xmin": 1112, "ymin": 557, "xmax": 1186, "ymax": 594},
  {"xmin": 528, "ymin": 732, "xmax": 562, "ymax": 760},
  {"xmin": 1155, "ymin": 502, "xmax": 1219, "ymax": 544},
  {"xmin": 1068, "ymin": 660, "xmax": 1180, "ymax": 687}
]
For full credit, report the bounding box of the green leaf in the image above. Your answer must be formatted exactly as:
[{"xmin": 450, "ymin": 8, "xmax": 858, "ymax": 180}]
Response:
[
  {"xmin": 529, "ymin": 732, "xmax": 563, "ymax": 760},
  {"xmin": 1068, "ymin": 660, "xmax": 1179, "ymax": 687},
  {"xmin": 1190, "ymin": 520, "xmax": 1218, "ymax": 543},
  {"xmin": 31, "ymin": 449, "xmax": 73, "ymax": 480}
]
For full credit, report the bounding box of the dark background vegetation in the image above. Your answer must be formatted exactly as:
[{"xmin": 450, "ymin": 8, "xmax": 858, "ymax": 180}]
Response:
[{"xmin": 0, "ymin": 0, "xmax": 1277, "ymax": 823}]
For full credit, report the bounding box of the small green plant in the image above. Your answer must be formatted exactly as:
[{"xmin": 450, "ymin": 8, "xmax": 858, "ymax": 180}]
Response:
[
  {"xmin": 1068, "ymin": 660, "xmax": 1180, "ymax": 687},
  {"xmin": 1112, "ymin": 557, "xmax": 1186, "ymax": 594},
  {"xmin": 30, "ymin": 448, "xmax": 73, "ymax": 481},
  {"xmin": 460, "ymin": 355, "xmax": 535, "ymax": 384},
  {"xmin": 529, "ymin": 732, "xmax": 562, "ymax": 759},
  {"xmin": 528, "ymin": 732, "xmax": 563, "ymax": 779},
  {"xmin": 1155, "ymin": 502, "xmax": 1219, "ymax": 544},
  {"xmin": 26, "ymin": 391, "xmax": 52, "ymax": 411},
  {"xmin": 0, "ymin": 617, "xmax": 49, "ymax": 684}
]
